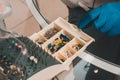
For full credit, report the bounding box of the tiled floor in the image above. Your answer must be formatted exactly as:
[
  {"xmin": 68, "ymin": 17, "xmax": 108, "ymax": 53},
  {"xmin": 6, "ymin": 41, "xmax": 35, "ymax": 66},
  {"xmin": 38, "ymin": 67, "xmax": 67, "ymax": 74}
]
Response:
[
  {"xmin": 4, "ymin": 0, "xmax": 68, "ymax": 36},
  {"xmin": 38, "ymin": 0, "xmax": 68, "ymax": 22},
  {"xmin": 5, "ymin": 0, "xmax": 40, "ymax": 36}
]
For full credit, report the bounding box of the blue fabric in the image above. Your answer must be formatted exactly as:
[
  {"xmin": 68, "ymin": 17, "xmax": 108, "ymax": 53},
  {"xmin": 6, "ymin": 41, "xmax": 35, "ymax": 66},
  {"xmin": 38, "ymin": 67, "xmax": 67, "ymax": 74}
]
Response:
[{"xmin": 78, "ymin": 2, "xmax": 120, "ymax": 36}]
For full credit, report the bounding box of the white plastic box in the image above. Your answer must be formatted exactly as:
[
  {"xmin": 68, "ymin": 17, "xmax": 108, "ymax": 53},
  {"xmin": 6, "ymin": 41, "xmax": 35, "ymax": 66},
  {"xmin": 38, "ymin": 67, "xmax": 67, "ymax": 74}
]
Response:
[{"xmin": 28, "ymin": 17, "xmax": 94, "ymax": 80}]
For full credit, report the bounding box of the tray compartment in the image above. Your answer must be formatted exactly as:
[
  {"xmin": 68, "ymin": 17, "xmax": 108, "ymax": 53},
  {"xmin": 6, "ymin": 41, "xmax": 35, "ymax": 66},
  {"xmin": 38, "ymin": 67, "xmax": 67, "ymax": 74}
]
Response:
[
  {"xmin": 43, "ymin": 30, "xmax": 74, "ymax": 54},
  {"xmin": 41, "ymin": 23, "xmax": 62, "ymax": 39},
  {"xmin": 35, "ymin": 35, "xmax": 47, "ymax": 45},
  {"xmin": 69, "ymin": 38, "xmax": 85, "ymax": 52},
  {"xmin": 56, "ymin": 53, "xmax": 67, "ymax": 63}
]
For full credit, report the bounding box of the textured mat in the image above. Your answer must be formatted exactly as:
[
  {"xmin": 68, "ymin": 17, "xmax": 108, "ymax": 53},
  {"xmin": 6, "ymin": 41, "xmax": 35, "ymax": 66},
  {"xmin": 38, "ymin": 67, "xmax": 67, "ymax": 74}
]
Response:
[{"xmin": 0, "ymin": 37, "xmax": 60, "ymax": 80}]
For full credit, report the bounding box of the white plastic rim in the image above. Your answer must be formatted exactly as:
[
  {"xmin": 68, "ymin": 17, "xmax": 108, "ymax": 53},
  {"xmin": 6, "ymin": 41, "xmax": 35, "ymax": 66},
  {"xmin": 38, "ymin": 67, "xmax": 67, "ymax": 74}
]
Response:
[
  {"xmin": 25, "ymin": 0, "xmax": 48, "ymax": 28},
  {"xmin": 78, "ymin": 51, "xmax": 120, "ymax": 75}
]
